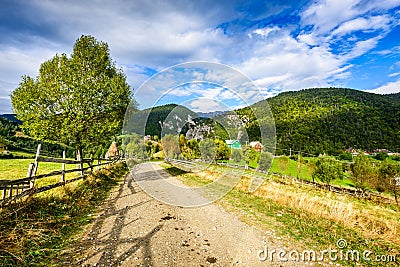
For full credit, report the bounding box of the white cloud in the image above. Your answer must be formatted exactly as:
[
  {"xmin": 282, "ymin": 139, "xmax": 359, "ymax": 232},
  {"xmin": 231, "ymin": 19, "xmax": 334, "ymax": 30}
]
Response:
[
  {"xmin": 344, "ymin": 36, "xmax": 381, "ymax": 59},
  {"xmin": 237, "ymin": 29, "xmax": 347, "ymax": 92},
  {"xmin": 369, "ymin": 79, "xmax": 400, "ymax": 94},
  {"xmin": 1, "ymin": 0, "xmax": 400, "ymax": 114},
  {"xmin": 251, "ymin": 26, "xmax": 280, "ymax": 38},
  {"xmin": 331, "ymin": 15, "xmax": 391, "ymax": 36},
  {"xmin": 389, "ymin": 72, "xmax": 400, "ymax": 77},
  {"xmin": 301, "ymin": 0, "xmax": 400, "ymax": 35},
  {"xmin": 32, "ymin": 0, "xmax": 234, "ymax": 69},
  {"xmin": 301, "ymin": 0, "xmax": 360, "ymax": 34},
  {"xmin": 188, "ymin": 98, "xmax": 228, "ymax": 112}
]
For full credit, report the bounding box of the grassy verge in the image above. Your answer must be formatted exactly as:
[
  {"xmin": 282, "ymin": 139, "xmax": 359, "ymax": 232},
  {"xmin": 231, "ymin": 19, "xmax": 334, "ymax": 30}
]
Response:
[
  {"xmin": 163, "ymin": 163, "xmax": 400, "ymax": 266},
  {"xmin": 0, "ymin": 162, "xmax": 128, "ymax": 267},
  {"xmin": 0, "ymin": 158, "xmax": 85, "ymax": 180}
]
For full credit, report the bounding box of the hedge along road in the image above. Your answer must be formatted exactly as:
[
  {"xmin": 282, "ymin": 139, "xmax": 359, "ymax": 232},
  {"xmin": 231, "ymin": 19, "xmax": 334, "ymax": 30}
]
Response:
[{"xmin": 67, "ymin": 161, "xmax": 292, "ymax": 267}]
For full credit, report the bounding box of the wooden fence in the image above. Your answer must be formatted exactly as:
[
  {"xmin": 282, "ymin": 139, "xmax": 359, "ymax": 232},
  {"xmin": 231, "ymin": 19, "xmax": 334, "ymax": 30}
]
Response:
[
  {"xmin": 168, "ymin": 159, "xmax": 395, "ymax": 205},
  {"xmin": 0, "ymin": 144, "xmax": 119, "ymax": 206}
]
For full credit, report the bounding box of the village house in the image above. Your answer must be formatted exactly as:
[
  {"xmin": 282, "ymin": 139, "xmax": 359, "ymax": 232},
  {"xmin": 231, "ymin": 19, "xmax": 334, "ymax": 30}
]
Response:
[
  {"xmin": 250, "ymin": 141, "xmax": 264, "ymax": 152},
  {"xmin": 225, "ymin": 140, "xmax": 241, "ymax": 149}
]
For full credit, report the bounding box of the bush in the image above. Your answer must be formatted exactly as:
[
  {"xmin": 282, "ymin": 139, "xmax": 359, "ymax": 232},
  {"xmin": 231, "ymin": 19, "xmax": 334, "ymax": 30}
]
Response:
[
  {"xmin": 312, "ymin": 157, "xmax": 344, "ymax": 184},
  {"xmin": 231, "ymin": 149, "xmax": 243, "ymax": 163},
  {"xmin": 375, "ymin": 152, "xmax": 388, "ymax": 161},
  {"xmin": 391, "ymin": 155, "xmax": 400, "ymax": 161},
  {"xmin": 258, "ymin": 152, "xmax": 273, "ymax": 171},
  {"xmin": 339, "ymin": 152, "xmax": 353, "ymax": 161}
]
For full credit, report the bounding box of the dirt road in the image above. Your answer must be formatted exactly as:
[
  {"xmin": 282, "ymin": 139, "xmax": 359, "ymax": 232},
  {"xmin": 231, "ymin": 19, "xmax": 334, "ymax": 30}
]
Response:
[{"xmin": 68, "ymin": 162, "xmax": 292, "ymax": 266}]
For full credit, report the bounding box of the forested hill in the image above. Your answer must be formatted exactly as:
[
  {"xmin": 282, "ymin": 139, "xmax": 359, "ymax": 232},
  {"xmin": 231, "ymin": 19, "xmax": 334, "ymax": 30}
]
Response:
[
  {"xmin": 129, "ymin": 104, "xmax": 198, "ymax": 137},
  {"xmin": 244, "ymin": 88, "xmax": 400, "ymax": 155}
]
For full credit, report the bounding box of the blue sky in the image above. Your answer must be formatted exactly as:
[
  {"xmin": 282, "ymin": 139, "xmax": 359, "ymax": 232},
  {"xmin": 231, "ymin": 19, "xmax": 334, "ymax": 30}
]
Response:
[{"xmin": 1, "ymin": 0, "xmax": 400, "ymax": 113}]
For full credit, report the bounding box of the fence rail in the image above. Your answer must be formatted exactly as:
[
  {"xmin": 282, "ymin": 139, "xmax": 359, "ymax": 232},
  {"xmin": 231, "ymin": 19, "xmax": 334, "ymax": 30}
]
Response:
[
  {"xmin": 168, "ymin": 159, "xmax": 395, "ymax": 205},
  {"xmin": 0, "ymin": 144, "xmax": 120, "ymax": 206}
]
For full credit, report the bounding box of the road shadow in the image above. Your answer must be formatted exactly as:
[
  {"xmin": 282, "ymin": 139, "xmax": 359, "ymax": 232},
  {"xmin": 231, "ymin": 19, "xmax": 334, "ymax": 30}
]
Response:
[{"xmin": 68, "ymin": 172, "xmax": 162, "ymax": 267}]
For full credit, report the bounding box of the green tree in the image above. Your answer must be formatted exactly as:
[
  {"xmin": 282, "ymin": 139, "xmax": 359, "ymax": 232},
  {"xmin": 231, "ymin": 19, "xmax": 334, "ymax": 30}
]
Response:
[
  {"xmin": 187, "ymin": 139, "xmax": 200, "ymax": 158},
  {"xmin": 258, "ymin": 152, "xmax": 273, "ymax": 172},
  {"xmin": 162, "ymin": 134, "xmax": 180, "ymax": 159},
  {"xmin": 243, "ymin": 145, "xmax": 257, "ymax": 161},
  {"xmin": 339, "ymin": 152, "xmax": 353, "ymax": 161},
  {"xmin": 214, "ymin": 139, "xmax": 230, "ymax": 160},
  {"xmin": 375, "ymin": 152, "xmax": 388, "ymax": 161},
  {"xmin": 0, "ymin": 136, "xmax": 6, "ymax": 152},
  {"xmin": 312, "ymin": 157, "xmax": 343, "ymax": 184},
  {"xmin": 378, "ymin": 160, "xmax": 400, "ymax": 205},
  {"xmin": 125, "ymin": 134, "xmax": 148, "ymax": 161},
  {"xmin": 231, "ymin": 149, "xmax": 243, "ymax": 163},
  {"xmin": 351, "ymin": 154, "xmax": 375, "ymax": 190},
  {"xmin": 179, "ymin": 134, "xmax": 190, "ymax": 159},
  {"xmin": 199, "ymin": 138, "xmax": 215, "ymax": 162},
  {"xmin": 277, "ymin": 156, "xmax": 290, "ymax": 173},
  {"xmin": 11, "ymin": 35, "xmax": 132, "ymax": 160}
]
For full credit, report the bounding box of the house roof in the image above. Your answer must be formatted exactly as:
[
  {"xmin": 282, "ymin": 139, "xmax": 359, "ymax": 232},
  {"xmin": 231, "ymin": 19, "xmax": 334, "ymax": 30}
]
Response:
[
  {"xmin": 250, "ymin": 141, "xmax": 264, "ymax": 147},
  {"xmin": 225, "ymin": 140, "xmax": 240, "ymax": 145},
  {"xmin": 108, "ymin": 141, "xmax": 118, "ymax": 153}
]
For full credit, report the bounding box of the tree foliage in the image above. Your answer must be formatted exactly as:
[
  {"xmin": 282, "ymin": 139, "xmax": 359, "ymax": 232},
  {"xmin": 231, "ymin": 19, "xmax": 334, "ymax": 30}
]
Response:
[
  {"xmin": 312, "ymin": 157, "xmax": 344, "ymax": 184},
  {"xmin": 351, "ymin": 154, "xmax": 375, "ymax": 189},
  {"xmin": 232, "ymin": 88, "xmax": 400, "ymax": 155},
  {"xmin": 199, "ymin": 138, "xmax": 215, "ymax": 162},
  {"xmin": 231, "ymin": 149, "xmax": 243, "ymax": 163},
  {"xmin": 11, "ymin": 35, "xmax": 132, "ymax": 156},
  {"xmin": 378, "ymin": 160, "xmax": 400, "ymax": 205},
  {"xmin": 243, "ymin": 145, "xmax": 257, "ymax": 161},
  {"xmin": 178, "ymin": 134, "xmax": 200, "ymax": 159},
  {"xmin": 162, "ymin": 134, "xmax": 180, "ymax": 159},
  {"xmin": 277, "ymin": 155, "xmax": 290, "ymax": 173},
  {"xmin": 124, "ymin": 134, "xmax": 148, "ymax": 160},
  {"xmin": 258, "ymin": 152, "xmax": 273, "ymax": 171},
  {"xmin": 214, "ymin": 139, "xmax": 230, "ymax": 160}
]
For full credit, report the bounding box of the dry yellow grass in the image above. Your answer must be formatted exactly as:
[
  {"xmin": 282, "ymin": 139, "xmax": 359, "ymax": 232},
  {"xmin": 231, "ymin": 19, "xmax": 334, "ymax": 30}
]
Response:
[
  {"xmin": 236, "ymin": 175, "xmax": 400, "ymax": 246},
  {"xmin": 194, "ymin": 167, "xmax": 400, "ymax": 246}
]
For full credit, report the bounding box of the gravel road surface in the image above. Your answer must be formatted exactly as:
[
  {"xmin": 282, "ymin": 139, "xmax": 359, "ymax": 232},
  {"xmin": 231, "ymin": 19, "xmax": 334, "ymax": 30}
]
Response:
[{"xmin": 70, "ymin": 162, "xmax": 298, "ymax": 267}]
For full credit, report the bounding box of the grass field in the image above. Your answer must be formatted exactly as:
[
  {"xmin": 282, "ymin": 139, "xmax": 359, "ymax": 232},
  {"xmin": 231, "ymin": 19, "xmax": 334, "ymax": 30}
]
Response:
[
  {"xmin": 0, "ymin": 162, "xmax": 128, "ymax": 267},
  {"xmin": 221, "ymin": 156, "xmax": 357, "ymax": 188},
  {"xmin": 0, "ymin": 158, "xmax": 102, "ymax": 191},
  {"xmin": 162, "ymin": 163, "xmax": 400, "ymax": 266}
]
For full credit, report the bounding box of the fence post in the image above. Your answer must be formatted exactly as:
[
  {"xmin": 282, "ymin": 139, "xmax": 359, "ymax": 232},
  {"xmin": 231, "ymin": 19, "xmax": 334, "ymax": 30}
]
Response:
[
  {"xmin": 80, "ymin": 161, "xmax": 84, "ymax": 178},
  {"xmin": 32, "ymin": 144, "xmax": 41, "ymax": 177},
  {"xmin": 9, "ymin": 184, "xmax": 13, "ymax": 198},
  {"xmin": 97, "ymin": 157, "xmax": 101, "ymax": 170},
  {"xmin": 61, "ymin": 151, "xmax": 66, "ymax": 183},
  {"xmin": 89, "ymin": 160, "xmax": 93, "ymax": 173},
  {"xmin": 27, "ymin": 163, "xmax": 34, "ymax": 189},
  {"xmin": 76, "ymin": 149, "xmax": 84, "ymax": 179}
]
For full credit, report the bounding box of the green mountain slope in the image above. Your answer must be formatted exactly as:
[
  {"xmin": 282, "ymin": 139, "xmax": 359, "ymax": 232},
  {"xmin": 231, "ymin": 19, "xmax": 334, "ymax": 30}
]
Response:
[
  {"xmin": 124, "ymin": 104, "xmax": 200, "ymax": 137},
  {"xmin": 241, "ymin": 88, "xmax": 400, "ymax": 155}
]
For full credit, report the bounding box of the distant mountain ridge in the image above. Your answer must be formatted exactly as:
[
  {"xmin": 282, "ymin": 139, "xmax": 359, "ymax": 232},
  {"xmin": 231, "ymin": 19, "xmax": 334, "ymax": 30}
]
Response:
[
  {"xmin": 197, "ymin": 110, "xmax": 225, "ymax": 118},
  {"xmin": 0, "ymin": 114, "xmax": 21, "ymax": 124},
  {"xmin": 233, "ymin": 87, "xmax": 400, "ymax": 154},
  {"xmin": 136, "ymin": 88, "xmax": 400, "ymax": 154}
]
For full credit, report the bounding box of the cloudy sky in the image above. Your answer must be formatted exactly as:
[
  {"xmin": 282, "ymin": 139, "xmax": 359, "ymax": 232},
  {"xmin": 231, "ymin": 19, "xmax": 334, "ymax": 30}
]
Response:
[{"xmin": 1, "ymin": 0, "xmax": 400, "ymax": 113}]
